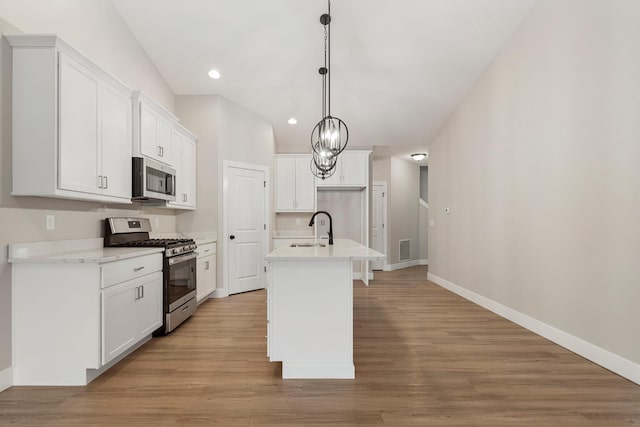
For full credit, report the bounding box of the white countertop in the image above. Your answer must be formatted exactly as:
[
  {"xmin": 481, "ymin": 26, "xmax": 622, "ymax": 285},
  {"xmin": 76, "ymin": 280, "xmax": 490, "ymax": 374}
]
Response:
[
  {"xmin": 266, "ymin": 239, "xmax": 385, "ymax": 262},
  {"xmin": 8, "ymin": 238, "xmax": 164, "ymax": 264}
]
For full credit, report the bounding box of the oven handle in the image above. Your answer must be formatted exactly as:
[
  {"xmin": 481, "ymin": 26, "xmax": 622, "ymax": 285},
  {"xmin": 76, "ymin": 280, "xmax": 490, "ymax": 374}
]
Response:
[{"xmin": 168, "ymin": 252, "xmax": 198, "ymax": 265}]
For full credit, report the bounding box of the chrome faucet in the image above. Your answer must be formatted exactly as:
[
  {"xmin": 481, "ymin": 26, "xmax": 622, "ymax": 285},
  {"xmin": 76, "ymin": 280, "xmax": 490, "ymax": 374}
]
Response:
[{"xmin": 308, "ymin": 211, "xmax": 333, "ymax": 245}]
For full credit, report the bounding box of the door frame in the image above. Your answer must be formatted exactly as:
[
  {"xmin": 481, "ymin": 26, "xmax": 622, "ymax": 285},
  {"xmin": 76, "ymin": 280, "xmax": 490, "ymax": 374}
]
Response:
[
  {"xmin": 372, "ymin": 181, "xmax": 388, "ymax": 271},
  {"xmin": 221, "ymin": 160, "xmax": 270, "ymax": 297}
]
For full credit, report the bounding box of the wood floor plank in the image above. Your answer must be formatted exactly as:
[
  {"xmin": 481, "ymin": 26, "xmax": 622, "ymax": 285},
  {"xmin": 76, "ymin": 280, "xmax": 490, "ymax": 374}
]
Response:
[{"xmin": 1, "ymin": 266, "xmax": 639, "ymax": 426}]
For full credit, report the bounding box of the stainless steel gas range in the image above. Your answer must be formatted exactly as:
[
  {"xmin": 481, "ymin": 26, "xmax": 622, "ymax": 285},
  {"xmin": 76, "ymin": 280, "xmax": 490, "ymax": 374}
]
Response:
[{"xmin": 104, "ymin": 217, "xmax": 197, "ymax": 335}]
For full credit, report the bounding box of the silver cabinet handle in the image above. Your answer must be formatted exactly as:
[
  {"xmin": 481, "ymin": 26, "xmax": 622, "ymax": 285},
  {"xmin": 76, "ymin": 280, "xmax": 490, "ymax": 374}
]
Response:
[
  {"xmin": 205, "ymin": 261, "xmax": 210, "ymax": 270},
  {"xmin": 140, "ymin": 285, "xmax": 144, "ymax": 299},
  {"xmin": 104, "ymin": 176, "xmax": 108, "ymax": 189},
  {"xmin": 98, "ymin": 175, "xmax": 103, "ymax": 189},
  {"xmin": 133, "ymin": 266, "xmax": 145, "ymax": 272},
  {"xmin": 158, "ymin": 146, "xmax": 162, "ymax": 157},
  {"xmin": 134, "ymin": 286, "xmax": 140, "ymax": 300}
]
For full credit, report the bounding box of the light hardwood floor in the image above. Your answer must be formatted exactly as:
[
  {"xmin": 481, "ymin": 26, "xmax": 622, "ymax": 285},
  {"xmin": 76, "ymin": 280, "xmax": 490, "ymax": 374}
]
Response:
[{"xmin": 1, "ymin": 266, "xmax": 639, "ymax": 426}]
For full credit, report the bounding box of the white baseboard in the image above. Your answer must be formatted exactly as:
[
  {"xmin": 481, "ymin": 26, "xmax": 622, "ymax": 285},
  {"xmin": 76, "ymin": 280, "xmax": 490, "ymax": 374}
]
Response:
[
  {"xmin": 0, "ymin": 367, "xmax": 13, "ymax": 392},
  {"xmin": 385, "ymin": 260, "xmax": 421, "ymax": 271},
  {"xmin": 419, "ymin": 259, "xmax": 428, "ymax": 266},
  {"xmin": 212, "ymin": 289, "xmax": 229, "ymax": 298},
  {"xmin": 427, "ymin": 273, "xmax": 640, "ymax": 386}
]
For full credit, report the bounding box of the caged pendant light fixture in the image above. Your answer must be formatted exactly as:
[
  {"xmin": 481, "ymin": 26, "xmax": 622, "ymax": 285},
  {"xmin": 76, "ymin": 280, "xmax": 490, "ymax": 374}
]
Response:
[{"xmin": 311, "ymin": 0, "xmax": 349, "ymax": 180}]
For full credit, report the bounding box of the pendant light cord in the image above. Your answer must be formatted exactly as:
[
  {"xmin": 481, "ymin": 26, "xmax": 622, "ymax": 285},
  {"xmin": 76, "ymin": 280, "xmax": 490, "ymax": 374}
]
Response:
[{"xmin": 327, "ymin": 0, "xmax": 331, "ymax": 117}]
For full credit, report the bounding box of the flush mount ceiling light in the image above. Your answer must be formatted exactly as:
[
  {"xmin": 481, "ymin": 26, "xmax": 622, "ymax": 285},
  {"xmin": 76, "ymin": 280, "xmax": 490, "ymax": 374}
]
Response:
[
  {"xmin": 311, "ymin": 0, "xmax": 349, "ymax": 180},
  {"xmin": 288, "ymin": 118, "xmax": 298, "ymax": 125},
  {"xmin": 411, "ymin": 153, "xmax": 427, "ymax": 161},
  {"xmin": 207, "ymin": 69, "xmax": 221, "ymax": 79}
]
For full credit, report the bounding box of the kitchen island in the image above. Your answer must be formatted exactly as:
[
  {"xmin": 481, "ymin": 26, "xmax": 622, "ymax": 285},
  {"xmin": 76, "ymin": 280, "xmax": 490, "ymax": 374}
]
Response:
[{"xmin": 265, "ymin": 239, "xmax": 385, "ymax": 379}]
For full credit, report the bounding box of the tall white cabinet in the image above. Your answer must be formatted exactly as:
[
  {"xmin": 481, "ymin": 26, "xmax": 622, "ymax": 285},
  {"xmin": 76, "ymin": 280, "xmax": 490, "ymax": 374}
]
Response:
[{"xmin": 7, "ymin": 35, "xmax": 133, "ymax": 204}]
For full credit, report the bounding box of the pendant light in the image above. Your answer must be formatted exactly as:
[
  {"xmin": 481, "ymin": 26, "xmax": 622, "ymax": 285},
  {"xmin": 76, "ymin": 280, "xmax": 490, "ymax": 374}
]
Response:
[{"xmin": 311, "ymin": 0, "xmax": 349, "ymax": 180}]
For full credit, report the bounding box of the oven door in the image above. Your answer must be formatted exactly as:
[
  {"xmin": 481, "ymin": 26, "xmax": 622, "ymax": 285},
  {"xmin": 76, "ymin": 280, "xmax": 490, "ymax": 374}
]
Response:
[{"xmin": 166, "ymin": 252, "xmax": 197, "ymax": 312}]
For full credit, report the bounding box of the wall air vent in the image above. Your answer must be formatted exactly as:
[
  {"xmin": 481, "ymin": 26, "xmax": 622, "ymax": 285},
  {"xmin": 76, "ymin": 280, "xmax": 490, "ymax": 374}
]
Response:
[{"xmin": 399, "ymin": 239, "xmax": 410, "ymax": 262}]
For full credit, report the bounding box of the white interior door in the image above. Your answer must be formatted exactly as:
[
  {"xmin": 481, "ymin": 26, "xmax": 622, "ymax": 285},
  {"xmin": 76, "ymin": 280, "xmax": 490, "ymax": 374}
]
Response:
[
  {"xmin": 227, "ymin": 166, "xmax": 266, "ymax": 295},
  {"xmin": 371, "ymin": 183, "xmax": 387, "ymax": 270}
]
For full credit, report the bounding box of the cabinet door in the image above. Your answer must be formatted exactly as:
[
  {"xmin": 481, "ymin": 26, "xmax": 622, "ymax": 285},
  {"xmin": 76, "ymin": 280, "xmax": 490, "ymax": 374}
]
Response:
[
  {"xmin": 197, "ymin": 255, "xmax": 216, "ymax": 302},
  {"xmin": 275, "ymin": 158, "xmax": 296, "ymax": 211},
  {"xmin": 101, "ymin": 84, "xmax": 132, "ymax": 199},
  {"xmin": 339, "ymin": 152, "xmax": 368, "ymax": 186},
  {"xmin": 139, "ymin": 103, "xmax": 172, "ymax": 163},
  {"xmin": 157, "ymin": 115, "xmax": 173, "ymax": 165},
  {"xmin": 136, "ymin": 272, "xmax": 163, "ymax": 337},
  {"xmin": 315, "ymin": 156, "xmax": 341, "ymax": 186},
  {"xmin": 167, "ymin": 131, "xmax": 196, "ymax": 209},
  {"xmin": 170, "ymin": 129, "xmax": 184, "ymax": 205},
  {"xmin": 58, "ymin": 53, "xmax": 100, "ymax": 195},
  {"xmin": 182, "ymin": 136, "xmax": 197, "ymax": 208},
  {"xmin": 294, "ymin": 157, "xmax": 315, "ymax": 211},
  {"xmin": 102, "ymin": 279, "xmax": 138, "ymax": 365}
]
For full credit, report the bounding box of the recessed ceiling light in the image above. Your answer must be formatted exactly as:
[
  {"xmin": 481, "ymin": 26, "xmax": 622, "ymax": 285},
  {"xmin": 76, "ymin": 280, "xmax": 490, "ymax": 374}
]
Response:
[
  {"xmin": 208, "ymin": 69, "xmax": 221, "ymax": 79},
  {"xmin": 288, "ymin": 118, "xmax": 298, "ymax": 125},
  {"xmin": 411, "ymin": 153, "xmax": 427, "ymax": 161}
]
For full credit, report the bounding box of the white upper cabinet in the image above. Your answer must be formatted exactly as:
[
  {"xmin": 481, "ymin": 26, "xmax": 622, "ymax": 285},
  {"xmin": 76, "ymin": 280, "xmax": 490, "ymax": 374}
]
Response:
[
  {"xmin": 167, "ymin": 124, "xmax": 197, "ymax": 210},
  {"xmin": 275, "ymin": 155, "xmax": 316, "ymax": 212},
  {"xmin": 100, "ymin": 85, "xmax": 134, "ymax": 198},
  {"xmin": 133, "ymin": 91, "xmax": 177, "ymax": 166},
  {"xmin": 8, "ymin": 35, "xmax": 133, "ymax": 204},
  {"xmin": 316, "ymin": 150, "xmax": 370, "ymax": 188}
]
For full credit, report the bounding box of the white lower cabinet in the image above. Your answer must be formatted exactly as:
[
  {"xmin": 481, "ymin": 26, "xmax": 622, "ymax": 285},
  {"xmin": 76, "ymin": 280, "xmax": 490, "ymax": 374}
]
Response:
[
  {"xmin": 102, "ymin": 271, "xmax": 162, "ymax": 365},
  {"xmin": 196, "ymin": 242, "xmax": 217, "ymax": 302},
  {"xmin": 11, "ymin": 250, "xmax": 163, "ymax": 386}
]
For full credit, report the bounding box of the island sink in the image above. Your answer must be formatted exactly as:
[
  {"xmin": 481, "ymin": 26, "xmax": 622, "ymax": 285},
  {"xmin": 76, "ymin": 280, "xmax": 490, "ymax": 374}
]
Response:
[{"xmin": 289, "ymin": 243, "xmax": 326, "ymax": 248}]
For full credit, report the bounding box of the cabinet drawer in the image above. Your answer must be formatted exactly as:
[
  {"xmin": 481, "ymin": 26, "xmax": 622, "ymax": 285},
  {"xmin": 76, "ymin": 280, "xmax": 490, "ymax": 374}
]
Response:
[
  {"xmin": 101, "ymin": 253, "xmax": 163, "ymax": 289},
  {"xmin": 197, "ymin": 242, "xmax": 217, "ymax": 257}
]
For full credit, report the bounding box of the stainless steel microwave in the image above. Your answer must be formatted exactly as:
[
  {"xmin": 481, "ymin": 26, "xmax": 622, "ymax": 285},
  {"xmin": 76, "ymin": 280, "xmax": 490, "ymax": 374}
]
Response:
[{"xmin": 132, "ymin": 157, "xmax": 176, "ymax": 202}]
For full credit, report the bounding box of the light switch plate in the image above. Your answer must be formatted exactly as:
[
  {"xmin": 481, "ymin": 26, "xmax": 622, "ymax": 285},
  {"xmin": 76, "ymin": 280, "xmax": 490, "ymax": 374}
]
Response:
[{"xmin": 46, "ymin": 215, "xmax": 55, "ymax": 230}]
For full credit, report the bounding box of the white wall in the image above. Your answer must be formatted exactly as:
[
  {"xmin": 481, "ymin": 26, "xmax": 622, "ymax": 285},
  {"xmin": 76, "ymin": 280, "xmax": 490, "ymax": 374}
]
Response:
[
  {"xmin": 388, "ymin": 157, "xmax": 420, "ymax": 264},
  {"xmin": 0, "ymin": 0, "xmax": 174, "ymax": 110},
  {"xmin": 419, "ymin": 202, "xmax": 428, "ymax": 262},
  {"xmin": 0, "ymin": 4, "xmax": 176, "ymax": 379},
  {"xmin": 175, "ymin": 95, "xmax": 275, "ymax": 293},
  {"xmin": 174, "ymin": 96, "xmax": 220, "ymax": 234},
  {"xmin": 428, "ymin": 0, "xmax": 640, "ymax": 369},
  {"xmin": 372, "ymin": 157, "xmax": 421, "ymax": 266}
]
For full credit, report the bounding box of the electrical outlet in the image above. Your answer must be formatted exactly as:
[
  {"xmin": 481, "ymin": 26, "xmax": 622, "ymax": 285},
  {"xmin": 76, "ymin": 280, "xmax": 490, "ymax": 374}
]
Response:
[
  {"xmin": 154, "ymin": 217, "xmax": 160, "ymax": 227},
  {"xmin": 46, "ymin": 215, "xmax": 55, "ymax": 230},
  {"xmin": 320, "ymin": 219, "xmax": 325, "ymax": 225}
]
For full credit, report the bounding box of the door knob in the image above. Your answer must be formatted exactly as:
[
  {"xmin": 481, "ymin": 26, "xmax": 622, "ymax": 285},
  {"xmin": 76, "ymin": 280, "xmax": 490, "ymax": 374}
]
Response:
[{"xmin": 230, "ymin": 235, "xmax": 236, "ymax": 240}]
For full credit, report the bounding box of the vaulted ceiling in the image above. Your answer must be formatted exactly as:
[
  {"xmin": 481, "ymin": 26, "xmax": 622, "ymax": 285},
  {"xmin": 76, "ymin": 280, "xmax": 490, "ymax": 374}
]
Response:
[{"xmin": 112, "ymin": 0, "xmax": 536, "ymax": 162}]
